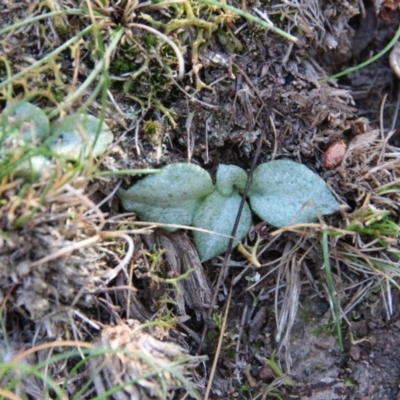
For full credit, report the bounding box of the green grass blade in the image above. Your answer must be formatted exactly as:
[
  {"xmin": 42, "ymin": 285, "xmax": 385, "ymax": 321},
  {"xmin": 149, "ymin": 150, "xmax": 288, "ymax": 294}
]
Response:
[
  {"xmin": 198, "ymin": 0, "xmax": 298, "ymax": 43},
  {"xmin": 323, "ymin": 20, "xmax": 400, "ymax": 81}
]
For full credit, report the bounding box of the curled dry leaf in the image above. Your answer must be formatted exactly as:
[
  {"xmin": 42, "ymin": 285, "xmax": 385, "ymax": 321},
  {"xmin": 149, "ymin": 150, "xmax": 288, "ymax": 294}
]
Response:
[{"xmin": 323, "ymin": 139, "xmax": 347, "ymax": 169}]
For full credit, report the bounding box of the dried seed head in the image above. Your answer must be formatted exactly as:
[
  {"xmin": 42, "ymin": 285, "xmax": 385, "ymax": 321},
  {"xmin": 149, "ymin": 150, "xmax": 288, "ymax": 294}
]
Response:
[{"xmin": 323, "ymin": 139, "xmax": 347, "ymax": 169}]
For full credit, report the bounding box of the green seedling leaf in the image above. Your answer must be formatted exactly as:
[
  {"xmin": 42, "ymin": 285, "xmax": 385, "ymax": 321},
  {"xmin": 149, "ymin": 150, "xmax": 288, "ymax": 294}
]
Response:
[
  {"xmin": 249, "ymin": 159, "xmax": 340, "ymax": 227},
  {"xmin": 122, "ymin": 200, "xmax": 205, "ymax": 231},
  {"xmin": 16, "ymin": 155, "xmax": 52, "ymax": 180},
  {"xmin": 193, "ymin": 164, "xmax": 252, "ymax": 262},
  {"xmin": 0, "ymin": 101, "xmax": 50, "ymax": 144},
  {"xmin": 117, "ymin": 163, "xmax": 214, "ymax": 231},
  {"xmin": 216, "ymin": 164, "xmax": 247, "ymax": 196},
  {"xmin": 193, "ymin": 191, "xmax": 252, "ymax": 262},
  {"xmin": 0, "ymin": 102, "xmax": 51, "ymax": 179},
  {"xmin": 47, "ymin": 114, "xmax": 113, "ymax": 159}
]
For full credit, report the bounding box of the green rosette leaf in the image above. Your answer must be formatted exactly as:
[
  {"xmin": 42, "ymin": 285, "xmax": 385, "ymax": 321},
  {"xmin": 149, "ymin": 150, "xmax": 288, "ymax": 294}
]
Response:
[
  {"xmin": 216, "ymin": 164, "xmax": 247, "ymax": 196},
  {"xmin": 117, "ymin": 163, "xmax": 214, "ymax": 231},
  {"xmin": 193, "ymin": 191, "xmax": 252, "ymax": 262},
  {"xmin": 1, "ymin": 102, "xmax": 50, "ymax": 144},
  {"xmin": 47, "ymin": 114, "xmax": 113, "ymax": 159},
  {"xmin": 248, "ymin": 159, "xmax": 340, "ymax": 227}
]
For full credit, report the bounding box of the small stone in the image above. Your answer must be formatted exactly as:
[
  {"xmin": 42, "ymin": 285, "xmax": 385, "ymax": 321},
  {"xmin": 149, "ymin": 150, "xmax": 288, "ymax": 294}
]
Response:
[
  {"xmin": 258, "ymin": 365, "xmax": 274, "ymax": 380},
  {"xmin": 350, "ymin": 345, "xmax": 361, "ymax": 361},
  {"xmin": 323, "ymin": 139, "xmax": 347, "ymax": 169}
]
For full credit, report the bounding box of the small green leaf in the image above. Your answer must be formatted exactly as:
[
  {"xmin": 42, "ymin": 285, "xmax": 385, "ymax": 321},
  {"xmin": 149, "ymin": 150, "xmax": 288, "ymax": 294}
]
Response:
[
  {"xmin": 14, "ymin": 155, "xmax": 51, "ymax": 179},
  {"xmin": 47, "ymin": 114, "xmax": 113, "ymax": 159},
  {"xmin": 216, "ymin": 164, "xmax": 247, "ymax": 196},
  {"xmin": 117, "ymin": 163, "xmax": 214, "ymax": 231},
  {"xmin": 248, "ymin": 159, "xmax": 340, "ymax": 227},
  {"xmin": 193, "ymin": 191, "xmax": 252, "ymax": 262},
  {"xmin": 193, "ymin": 164, "xmax": 252, "ymax": 261},
  {"xmin": 0, "ymin": 102, "xmax": 51, "ymax": 179},
  {"xmin": 122, "ymin": 199, "xmax": 205, "ymax": 230},
  {"xmin": 1, "ymin": 102, "xmax": 50, "ymax": 144}
]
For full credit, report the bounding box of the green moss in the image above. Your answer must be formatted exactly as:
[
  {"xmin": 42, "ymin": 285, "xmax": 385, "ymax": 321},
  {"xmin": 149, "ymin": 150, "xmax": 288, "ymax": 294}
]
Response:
[
  {"xmin": 143, "ymin": 33, "xmax": 157, "ymax": 48},
  {"xmin": 297, "ymin": 307, "xmax": 315, "ymax": 323},
  {"xmin": 110, "ymin": 58, "xmax": 137, "ymax": 74},
  {"xmin": 143, "ymin": 120, "xmax": 162, "ymax": 144},
  {"xmin": 226, "ymin": 347, "xmax": 236, "ymax": 359},
  {"xmin": 311, "ymin": 324, "xmax": 333, "ymax": 337}
]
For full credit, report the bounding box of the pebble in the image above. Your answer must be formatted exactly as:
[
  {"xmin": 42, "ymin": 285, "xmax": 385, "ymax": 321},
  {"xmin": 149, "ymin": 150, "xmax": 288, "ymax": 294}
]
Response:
[{"xmin": 323, "ymin": 139, "xmax": 347, "ymax": 169}]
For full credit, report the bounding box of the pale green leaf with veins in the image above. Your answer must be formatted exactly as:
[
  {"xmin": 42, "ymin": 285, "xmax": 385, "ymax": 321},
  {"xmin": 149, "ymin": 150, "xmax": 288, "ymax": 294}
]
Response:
[
  {"xmin": 1, "ymin": 103, "xmax": 114, "ymax": 179},
  {"xmin": 0, "ymin": 102, "xmax": 50, "ymax": 144},
  {"xmin": 193, "ymin": 164, "xmax": 252, "ymax": 262},
  {"xmin": 216, "ymin": 164, "xmax": 247, "ymax": 195},
  {"xmin": 248, "ymin": 159, "xmax": 340, "ymax": 227},
  {"xmin": 117, "ymin": 163, "xmax": 214, "ymax": 231},
  {"xmin": 47, "ymin": 114, "xmax": 113, "ymax": 159},
  {"xmin": 117, "ymin": 160, "xmax": 341, "ymax": 262},
  {"xmin": 0, "ymin": 102, "xmax": 51, "ymax": 178}
]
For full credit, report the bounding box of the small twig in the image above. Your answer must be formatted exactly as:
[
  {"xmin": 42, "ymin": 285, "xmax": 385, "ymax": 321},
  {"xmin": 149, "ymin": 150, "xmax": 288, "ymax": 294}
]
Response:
[
  {"xmin": 378, "ymin": 93, "xmax": 388, "ymax": 165},
  {"xmin": 99, "ymin": 232, "xmax": 135, "ymax": 282},
  {"xmin": 0, "ymin": 388, "xmax": 21, "ymax": 400},
  {"xmin": 390, "ymin": 85, "xmax": 400, "ymax": 132},
  {"xmin": 322, "ymin": 230, "xmax": 344, "ymax": 351},
  {"xmin": 84, "ymin": 180, "xmax": 121, "ymax": 216},
  {"xmin": 171, "ymin": 77, "xmax": 220, "ymax": 108},
  {"xmin": 29, "ymin": 236, "xmax": 100, "ymax": 269}
]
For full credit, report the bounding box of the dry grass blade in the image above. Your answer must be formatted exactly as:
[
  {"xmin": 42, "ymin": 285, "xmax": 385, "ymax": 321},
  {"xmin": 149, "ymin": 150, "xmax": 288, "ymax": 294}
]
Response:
[{"xmin": 275, "ymin": 243, "xmax": 302, "ymax": 370}]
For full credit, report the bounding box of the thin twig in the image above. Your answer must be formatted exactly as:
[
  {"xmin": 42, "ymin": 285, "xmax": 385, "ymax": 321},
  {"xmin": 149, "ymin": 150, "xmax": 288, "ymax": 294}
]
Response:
[
  {"xmin": 204, "ymin": 286, "xmax": 233, "ymax": 400},
  {"xmin": 390, "ymin": 85, "xmax": 400, "ymax": 132},
  {"xmin": 198, "ymin": 84, "xmax": 277, "ymax": 347}
]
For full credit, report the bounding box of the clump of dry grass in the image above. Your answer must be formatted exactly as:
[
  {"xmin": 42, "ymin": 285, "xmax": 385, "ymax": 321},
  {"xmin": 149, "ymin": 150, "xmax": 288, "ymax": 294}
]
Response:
[
  {"xmin": 89, "ymin": 320, "xmax": 207, "ymax": 399},
  {"xmin": 0, "ymin": 164, "xmax": 213, "ymax": 397},
  {"xmin": 0, "ymin": 167, "xmax": 135, "ymax": 332},
  {"xmin": 0, "ymin": 320, "xmax": 206, "ymax": 399}
]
